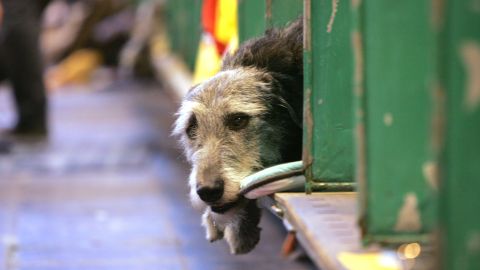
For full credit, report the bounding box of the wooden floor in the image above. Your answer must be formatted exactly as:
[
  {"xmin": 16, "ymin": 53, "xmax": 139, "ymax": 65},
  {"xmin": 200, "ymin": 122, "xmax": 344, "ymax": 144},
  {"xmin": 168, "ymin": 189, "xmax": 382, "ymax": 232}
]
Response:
[
  {"xmin": 274, "ymin": 192, "xmax": 436, "ymax": 270},
  {"xmin": 275, "ymin": 192, "xmax": 362, "ymax": 270},
  {"xmin": 0, "ymin": 81, "xmax": 316, "ymax": 270}
]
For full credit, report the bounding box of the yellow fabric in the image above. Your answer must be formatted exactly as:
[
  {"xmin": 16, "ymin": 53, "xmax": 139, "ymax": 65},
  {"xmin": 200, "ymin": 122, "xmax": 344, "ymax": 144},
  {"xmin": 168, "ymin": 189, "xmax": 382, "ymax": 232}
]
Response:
[
  {"xmin": 226, "ymin": 32, "xmax": 239, "ymax": 55},
  {"xmin": 214, "ymin": 0, "xmax": 238, "ymax": 45},
  {"xmin": 338, "ymin": 252, "xmax": 402, "ymax": 270},
  {"xmin": 193, "ymin": 0, "xmax": 238, "ymax": 84},
  {"xmin": 193, "ymin": 34, "xmax": 222, "ymax": 84}
]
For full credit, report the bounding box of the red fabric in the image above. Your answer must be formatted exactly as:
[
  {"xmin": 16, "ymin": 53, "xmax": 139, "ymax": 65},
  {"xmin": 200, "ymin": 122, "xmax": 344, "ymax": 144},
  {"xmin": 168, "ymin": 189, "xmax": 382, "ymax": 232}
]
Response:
[
  {"xmin": 201, "ymin": 0, "xmax": 217, "ymax": 35},
  {"xmin": 215, "ymin": 40, "xmax": 227, "ymax": 55}
]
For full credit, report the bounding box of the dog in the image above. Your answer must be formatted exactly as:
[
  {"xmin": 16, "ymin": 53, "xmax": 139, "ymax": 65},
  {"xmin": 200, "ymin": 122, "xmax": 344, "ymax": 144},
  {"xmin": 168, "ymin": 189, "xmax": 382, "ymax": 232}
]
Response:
[{"xmin": 173, "ymin": 18, "xmax": 303, "ymax": 254}]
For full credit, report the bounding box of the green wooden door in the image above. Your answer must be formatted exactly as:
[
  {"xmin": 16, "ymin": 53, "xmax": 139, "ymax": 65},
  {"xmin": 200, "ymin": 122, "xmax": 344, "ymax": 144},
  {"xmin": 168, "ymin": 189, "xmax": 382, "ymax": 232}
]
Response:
[
  {"xmin": 358, "ymin": 0, "xmax": 438, "ymax": 243},
  {"xmin": 165, "ymin": 0, "xmax": 202, "ymax": 70},
  {"xmin": 238, "ymin": 0, "xmax": 266, "ymax": 42},
  {"xmin": 303, "ymin": 0, "xmax": 355, "ymax": 192},
  {"xmin": 238, "ymin": 0, "xmax": 302, "ymax": 42},
  {"xmin": 441, "ymin": 0, "xmax": 480, "ymax": 268}
]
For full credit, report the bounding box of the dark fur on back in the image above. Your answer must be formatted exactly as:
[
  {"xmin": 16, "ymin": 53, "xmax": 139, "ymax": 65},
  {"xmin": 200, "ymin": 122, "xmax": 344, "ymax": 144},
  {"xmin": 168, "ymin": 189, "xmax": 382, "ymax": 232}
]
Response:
[
  {"xmin": 223, "ymin": 18, "xmax": 304, "ymax": 163},
  {"xmin": 222, "ymin": 18, "xmax": 303, "ymax": 81}
]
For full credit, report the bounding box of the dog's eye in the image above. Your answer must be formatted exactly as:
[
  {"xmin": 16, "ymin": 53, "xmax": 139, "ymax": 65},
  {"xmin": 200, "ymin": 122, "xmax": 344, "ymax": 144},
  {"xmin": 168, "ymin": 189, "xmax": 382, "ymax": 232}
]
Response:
[
  {"xmin": 186, "ymin": 114, "xmax": 198, "ymax": 139},
  {"xmin": 225, "ymin": 113, "xmax": 251, "ymax": 131}
]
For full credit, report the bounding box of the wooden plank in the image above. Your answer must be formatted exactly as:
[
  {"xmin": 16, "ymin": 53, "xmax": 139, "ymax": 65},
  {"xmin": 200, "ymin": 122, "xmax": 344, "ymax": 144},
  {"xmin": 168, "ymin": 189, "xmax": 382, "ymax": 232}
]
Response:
[
  {"xmin": 441, "ymin": 0, "xmax": 480, "ymax": 269},
  {"xmin": 238, "ymin": 0, "xmax": 303, "ymax": 43},
  {"xmin": 303, "ymin": 0, "xmax": 355, "ymax": 187},
  {"xmin": 238, "ymin": 0, "xmax": 266, "ymax": 42},
  {"xmin": 360, "ymin": 0, "xmax": 438, "ymax": 241},
  {"xmin": 273, "ymin": 192, "xmax": 438, "ymax": 270},
  {"xmin": 275, "ymin": 192, "xmax": 360, "ymax": 270},
  {"xmin": 274, "ymin": 192, "xmax": 438, "ymax": 270},
  {"xmin": 165, "ymin": 0, "xmax": 202, "ymax": 70}
]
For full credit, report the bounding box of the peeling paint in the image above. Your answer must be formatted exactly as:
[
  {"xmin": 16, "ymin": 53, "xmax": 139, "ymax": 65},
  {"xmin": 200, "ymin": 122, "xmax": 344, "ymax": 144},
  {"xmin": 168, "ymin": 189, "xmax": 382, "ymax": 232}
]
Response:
[
  {"xmin": 303, "ymin": 88, "xmax": 314, "ymax": 169},
  {"xmin": 318, "ymin": 99, "xmax": 324, "ymax": 105},
  {"xmin": 356, "ymin": 109, "xmax": 364, "ymax": 119},
  {"xmin": 467, "ymin": 231, "xmax": 480, "ymax": 253},
  {"xmin": 395, "ymin": 193, "xmax": 422, "ymax": 232},
  {"xmin": 431, "ymin": 0, "xmax": 444, "ymax": 31},
  {"xmin": 302, "ymin": 2, "xmax": 313, "ymax": 192},
  {"xmin": 265, "ymin": 0, "xmax": 272, "ymax": 25},
  {"xmin": 423, "ymin": 161, "xmax": 439, "ymax": 191},
  {"xmin": 352, "ymin": 31, "xmax": 364, "ymax": 97},
  {"xmin": 303, "ymin": 87, "xmax": 314, "ymax": 193},
  {"xmin": 351, "ymin": 0, "xmax": 362, "ymax": 9},
  {"xmin": 355, "ymin": 123, "xmax": 367, "ymax": 219},
  {"xmin": 304, "ymin": 0, "xmax": 311, "ymax": 51},
  {"xmin": 352, "ymin": 29, "xmax": 366, "ymax": 214},
  {"xmin": 471, "ymin": 0, "xmax": 480, "ymax": 13},
  {"xmin": 431, "ymin": 80, "xmax": 445, "ymax": 154},
  {"xmin": 461, "ymin": 42, "xmax": 480, "ymax": 112},
  {"xmin": 383, "ymin": 113, "xmax": 393, "ymax": 126},
  {"xmin": 327, "ymin": 0, "xmax": 339, "ymax": 33}
]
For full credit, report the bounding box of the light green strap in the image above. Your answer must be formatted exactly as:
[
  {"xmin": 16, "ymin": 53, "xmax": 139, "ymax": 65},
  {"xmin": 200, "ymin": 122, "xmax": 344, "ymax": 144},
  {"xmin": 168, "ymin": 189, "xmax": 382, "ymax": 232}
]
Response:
[{"xmin": 239, "ymin": 161, "xmax": 304, "ymax": 195}]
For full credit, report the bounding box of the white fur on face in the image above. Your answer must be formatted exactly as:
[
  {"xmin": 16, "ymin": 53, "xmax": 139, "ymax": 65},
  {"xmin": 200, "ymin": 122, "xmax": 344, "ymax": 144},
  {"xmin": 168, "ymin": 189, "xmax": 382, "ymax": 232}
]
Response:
[
  {"xmin": 174, "ymin": 68, "xmax": 283, "ymax": 206},
  {"xmin": 188, "ymin": 165, "xmax": 206, "ymax": 210}
]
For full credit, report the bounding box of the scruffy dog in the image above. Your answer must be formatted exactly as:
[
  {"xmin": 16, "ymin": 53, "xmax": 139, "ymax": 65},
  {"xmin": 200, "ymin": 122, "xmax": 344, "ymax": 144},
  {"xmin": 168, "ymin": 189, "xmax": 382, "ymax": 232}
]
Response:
[{"xmin": 173, "ymin": 18, "xmax": 303, "ymax": 254}]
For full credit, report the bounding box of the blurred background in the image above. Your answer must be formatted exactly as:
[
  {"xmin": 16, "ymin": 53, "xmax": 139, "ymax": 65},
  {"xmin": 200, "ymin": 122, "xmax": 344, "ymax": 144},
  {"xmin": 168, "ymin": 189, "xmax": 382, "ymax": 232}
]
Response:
[
  {"xmin": 2, "ymin": 0, "xmax": 479, "ymax": 269},
  {"xmin": 0, "ymin": 0, "xmax": 315, "ymax": 269}
]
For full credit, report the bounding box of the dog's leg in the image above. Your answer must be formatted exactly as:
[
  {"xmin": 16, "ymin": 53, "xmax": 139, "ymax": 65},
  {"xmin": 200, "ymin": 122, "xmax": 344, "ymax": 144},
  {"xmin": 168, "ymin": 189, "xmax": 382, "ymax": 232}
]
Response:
[
  {"xmin": 202, "ymin": 209, "xmax": 224, "ymax": 242},
  {"xmin": 224, "ymin": 200, "xmax": 262, "ymax": 254}
]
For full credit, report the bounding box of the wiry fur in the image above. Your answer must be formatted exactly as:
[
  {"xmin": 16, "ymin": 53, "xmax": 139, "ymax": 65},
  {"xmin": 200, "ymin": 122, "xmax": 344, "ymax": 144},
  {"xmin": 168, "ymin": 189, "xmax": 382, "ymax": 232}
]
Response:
[{"xmin": 173, "ymin": 18, "xmax": 303, "ymax": 254}]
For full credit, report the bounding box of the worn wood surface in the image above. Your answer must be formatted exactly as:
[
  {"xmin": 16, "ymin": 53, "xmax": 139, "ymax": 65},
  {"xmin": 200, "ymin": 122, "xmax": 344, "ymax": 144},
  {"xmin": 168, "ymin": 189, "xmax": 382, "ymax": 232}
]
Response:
[
  {"xmin": 361, "ymin": 0, "xmax": 438, "ymax": 241},
  {"xmin": 303, "ymin": 0, "xmax": 354, "ymax": 187},
  {"xmin": 441, "ymin": 0, "xmax": 480, "ymax": 269},
  {"xmin": 275, "ymin": 192, "xmax": 360, "ymax": 270}
]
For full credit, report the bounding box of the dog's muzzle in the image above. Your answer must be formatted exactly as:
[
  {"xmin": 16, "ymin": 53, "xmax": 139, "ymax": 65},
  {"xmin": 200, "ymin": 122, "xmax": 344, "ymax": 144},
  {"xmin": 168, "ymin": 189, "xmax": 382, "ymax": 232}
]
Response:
[
  {"xmin": 210, "ymin": 200, "xmax": 240, "ymax": 214},
  {"xmin": 196, "ymin": 178, "xmax": 244, "ymax": 214},
  {"xmin": 196, "ymin": 179, "xmax": 224, "ymax": 203}
]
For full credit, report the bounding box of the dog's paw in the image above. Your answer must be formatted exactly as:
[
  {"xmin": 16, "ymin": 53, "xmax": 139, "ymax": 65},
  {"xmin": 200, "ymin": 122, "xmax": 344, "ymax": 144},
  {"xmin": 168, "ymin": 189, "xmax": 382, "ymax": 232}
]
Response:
[
  {"xmin": 206, "ymin": 227, "xmax": 224, "ymax": 242},
  {"xmin": 202, "ymin": 210, "xmax": 224, "ymax": 242},
  {"xmin": 225, "ymin": 225, "xmax": 261, "ymax": 255}
]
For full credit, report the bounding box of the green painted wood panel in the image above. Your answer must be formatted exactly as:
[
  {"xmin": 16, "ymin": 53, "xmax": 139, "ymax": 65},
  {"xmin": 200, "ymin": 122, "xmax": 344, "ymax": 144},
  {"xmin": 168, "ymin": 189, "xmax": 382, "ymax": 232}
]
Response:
[
  {"xmin": 165, "ymin": 0, "xmax": 202, "ymax": 70},
  {"xmin": 268, "ymin": 0, "xmax": 303, "ymax": 27},
  {"xmin": 360, "ymin": 0, "xmax": 438, "ymax": 242},
  {"xmin": 238, "ymin": 0, "xmax": 302, "ymax": 42},
  {"xmin": 441, "ymin": 0, "xmax": 480, "ymax": 269},
  {"xmin": 238, "ymin": 0, "xmax": 266, "ymax": 42},
  {"xmin": 303, "ymin": 0, "xmax": 354, "ymax": 191}
]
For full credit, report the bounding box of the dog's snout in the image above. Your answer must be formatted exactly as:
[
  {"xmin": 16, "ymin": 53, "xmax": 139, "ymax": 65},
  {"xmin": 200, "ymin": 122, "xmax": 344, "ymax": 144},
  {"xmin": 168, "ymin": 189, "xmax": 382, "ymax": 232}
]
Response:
[{"xmin": 197, "ymin": 179, "xmax": 224, "ymax": 203}]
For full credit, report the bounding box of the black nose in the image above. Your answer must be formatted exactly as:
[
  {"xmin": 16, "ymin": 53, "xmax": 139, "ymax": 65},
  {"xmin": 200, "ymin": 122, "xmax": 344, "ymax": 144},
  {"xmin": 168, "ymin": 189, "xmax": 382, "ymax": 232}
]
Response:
[{"xmin": 197, "ymin": 180, "xmax": 224, "ymax": 203}]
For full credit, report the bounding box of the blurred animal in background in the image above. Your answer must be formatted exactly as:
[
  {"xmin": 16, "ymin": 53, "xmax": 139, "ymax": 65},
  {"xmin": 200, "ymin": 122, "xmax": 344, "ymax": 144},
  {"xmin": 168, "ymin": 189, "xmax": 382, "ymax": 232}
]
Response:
[{"xmin": 173, "ymin": 18, "xmax": 303, "ymax": 254}]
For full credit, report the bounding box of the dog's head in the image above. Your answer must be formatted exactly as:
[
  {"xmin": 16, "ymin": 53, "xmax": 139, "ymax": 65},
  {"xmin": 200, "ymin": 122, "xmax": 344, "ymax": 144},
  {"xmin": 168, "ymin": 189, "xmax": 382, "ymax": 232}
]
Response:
[{"xmin": 173, "ymin": 67, "xmax": 293, "ymax": 213}]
